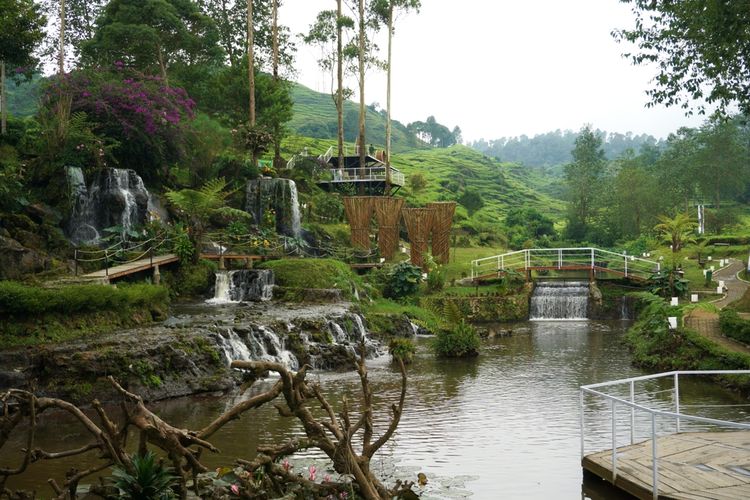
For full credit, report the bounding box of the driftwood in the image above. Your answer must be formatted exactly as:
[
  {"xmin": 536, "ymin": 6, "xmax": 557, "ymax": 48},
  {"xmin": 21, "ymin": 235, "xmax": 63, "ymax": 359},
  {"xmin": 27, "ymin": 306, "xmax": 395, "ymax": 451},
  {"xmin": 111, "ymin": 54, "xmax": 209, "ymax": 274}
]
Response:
[
  {"xmin": 0, "ymin": 353, "xmax": 413, "ymax": 500},
  {"xmin": 230, "ymin": 344, "xmax": 411, "ymax": 499}
]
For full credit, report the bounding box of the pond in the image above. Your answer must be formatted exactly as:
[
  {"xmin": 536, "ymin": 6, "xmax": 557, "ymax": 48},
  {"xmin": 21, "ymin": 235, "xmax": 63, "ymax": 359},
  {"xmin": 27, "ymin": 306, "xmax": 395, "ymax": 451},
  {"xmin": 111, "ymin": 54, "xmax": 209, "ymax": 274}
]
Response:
[{"xmin": 4, "ymin": 318, "xmax": 749, "ymax": 498}]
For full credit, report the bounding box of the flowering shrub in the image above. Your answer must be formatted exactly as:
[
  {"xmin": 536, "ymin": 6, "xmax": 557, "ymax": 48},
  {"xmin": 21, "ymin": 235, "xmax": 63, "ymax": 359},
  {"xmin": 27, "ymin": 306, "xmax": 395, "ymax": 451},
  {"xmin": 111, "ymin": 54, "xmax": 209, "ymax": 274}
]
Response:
[{"xmin": 42, "ymin": 66, "xmax": 197, "ymax": 182}]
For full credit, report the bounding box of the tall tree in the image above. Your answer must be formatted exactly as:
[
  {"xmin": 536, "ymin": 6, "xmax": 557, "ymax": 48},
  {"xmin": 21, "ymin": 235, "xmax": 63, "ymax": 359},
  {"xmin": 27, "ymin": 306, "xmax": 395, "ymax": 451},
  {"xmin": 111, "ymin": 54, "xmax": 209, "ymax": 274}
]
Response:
[
  {"xmin": 614, "ymin": 0, "xmax": 750, "ymax": 116},
  {"xmin": 371, "ymin": 0, "xmax": 420, "ymax": 194},
  {"xmin": 81, "ymin": 0, "xmax": 223, "ymax": 84},
  {"xmin": 564, "ymin": 125, "xmax": 606, "ymax": 239},
  {"xmin": 0, "ymin": 0, "xmax": 45, "ymax": 135},
  {"xmin": 356, "ymin": 0, "xmax": 367, "ymax": 192},
  {"xmin": 247, "ymin": 0, "xmax": 255, "ymax": 126},
  {"xmin": 694, "ymin": 117, "xmax": 749, "ymax": 209},
  {"xmin": 197, "ymin": 0, "xmax": 294, "ymax": 70}
]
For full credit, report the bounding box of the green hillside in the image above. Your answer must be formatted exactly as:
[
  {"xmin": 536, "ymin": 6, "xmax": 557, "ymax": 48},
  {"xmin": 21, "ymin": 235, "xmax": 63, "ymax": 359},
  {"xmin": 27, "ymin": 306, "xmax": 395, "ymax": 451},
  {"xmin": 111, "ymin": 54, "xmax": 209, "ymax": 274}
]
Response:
[
  {"xmin": 289, "ymin": 83, "xmax": 426, "ymax": 153},
  {"xmin": 394, "ymin": 145, "xmax": 565, "ymax": 229}
]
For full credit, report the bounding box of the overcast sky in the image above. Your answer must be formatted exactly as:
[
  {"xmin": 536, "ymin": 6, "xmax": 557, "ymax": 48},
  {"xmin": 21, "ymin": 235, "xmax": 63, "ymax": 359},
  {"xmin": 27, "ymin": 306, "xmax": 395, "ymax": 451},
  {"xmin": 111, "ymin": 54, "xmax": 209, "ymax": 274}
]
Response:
[{"xmin": 280, "ymin": 0, "xmax": 707, "ymax": 143}]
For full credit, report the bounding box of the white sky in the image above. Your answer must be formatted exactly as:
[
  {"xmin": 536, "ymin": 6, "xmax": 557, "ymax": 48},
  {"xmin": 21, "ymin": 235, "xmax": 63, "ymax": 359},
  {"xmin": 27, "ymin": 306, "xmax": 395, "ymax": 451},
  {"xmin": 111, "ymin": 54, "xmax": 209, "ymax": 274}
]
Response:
[{"xmin": 280, "ymin": 0, "xmax": 708, "ymax": 143}]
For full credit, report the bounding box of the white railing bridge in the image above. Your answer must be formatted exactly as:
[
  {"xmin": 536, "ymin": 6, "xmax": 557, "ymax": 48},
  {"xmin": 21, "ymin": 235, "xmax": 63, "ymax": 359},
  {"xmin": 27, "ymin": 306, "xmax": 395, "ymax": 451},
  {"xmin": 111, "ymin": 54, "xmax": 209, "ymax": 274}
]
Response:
[{"xmin": 471, "ymin": 247, "xmax": 660, "ymax": 281}]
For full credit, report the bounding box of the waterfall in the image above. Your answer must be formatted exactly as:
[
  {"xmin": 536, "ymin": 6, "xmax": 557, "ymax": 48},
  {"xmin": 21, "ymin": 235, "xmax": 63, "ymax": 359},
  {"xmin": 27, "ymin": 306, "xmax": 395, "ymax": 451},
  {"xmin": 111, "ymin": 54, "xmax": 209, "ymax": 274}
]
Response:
[
  {"xmin": 215, "ymin": 328, "xmax": 252, "ymax": 364},
  {"xmin": 68, "ymin": 168, "xmax": 149, "ymax": 245},
  {"xmin": 530, "ymin": 281, "xmax": 589, "ymax": 320},
  {"xmin": 245, "ymin": 178, "xmax": 302, "ymax": 238},
  {"xmin": 206, "ymin": 270, "xmax": 274, "ymax": 304}
]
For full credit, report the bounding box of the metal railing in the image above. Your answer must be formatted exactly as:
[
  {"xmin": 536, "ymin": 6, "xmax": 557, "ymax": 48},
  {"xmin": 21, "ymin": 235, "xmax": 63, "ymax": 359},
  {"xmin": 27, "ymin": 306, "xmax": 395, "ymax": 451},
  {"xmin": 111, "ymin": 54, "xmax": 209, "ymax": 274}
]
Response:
[
  {"xmin": 470, "ymin": 247, "xmax": 660, "ymax": 280},
  {"xmin": 320, "ymin": 167, "xmax": 405, "ymax": 186},
  {"xmin": 580, "ymin": 370, "xmax": 750, "ymax": 500}
]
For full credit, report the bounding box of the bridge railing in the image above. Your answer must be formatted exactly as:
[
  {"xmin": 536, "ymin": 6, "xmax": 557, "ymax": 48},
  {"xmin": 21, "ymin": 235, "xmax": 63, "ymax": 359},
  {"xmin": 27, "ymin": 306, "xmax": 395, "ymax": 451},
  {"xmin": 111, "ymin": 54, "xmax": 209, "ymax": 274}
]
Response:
[
  {"xmin": 470, "ymin": 247, "xmax": 660, "ymax": 280},
  {"xmin": 581, "ymin": 370, "xmax": 750, "ymax": 499}
]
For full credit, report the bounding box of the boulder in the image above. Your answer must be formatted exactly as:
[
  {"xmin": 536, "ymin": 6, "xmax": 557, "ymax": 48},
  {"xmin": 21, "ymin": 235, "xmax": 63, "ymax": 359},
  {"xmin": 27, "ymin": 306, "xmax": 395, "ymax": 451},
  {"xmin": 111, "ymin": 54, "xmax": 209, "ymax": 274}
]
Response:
[{"xmin": 0, "ymin": 235, "xmax": 50, "ymax": 279}]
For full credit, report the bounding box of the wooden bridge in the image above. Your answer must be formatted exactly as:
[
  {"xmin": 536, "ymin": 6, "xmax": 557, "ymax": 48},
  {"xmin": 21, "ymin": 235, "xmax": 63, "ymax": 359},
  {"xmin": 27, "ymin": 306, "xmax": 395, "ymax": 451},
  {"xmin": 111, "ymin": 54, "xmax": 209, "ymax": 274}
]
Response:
[
  {"xmin": 471, "ymin": 247, "xmax": 660, "ymax": 281},
  {"xmin": 79, "ymin": 253, "xmax": 179, "ymax": 282}
]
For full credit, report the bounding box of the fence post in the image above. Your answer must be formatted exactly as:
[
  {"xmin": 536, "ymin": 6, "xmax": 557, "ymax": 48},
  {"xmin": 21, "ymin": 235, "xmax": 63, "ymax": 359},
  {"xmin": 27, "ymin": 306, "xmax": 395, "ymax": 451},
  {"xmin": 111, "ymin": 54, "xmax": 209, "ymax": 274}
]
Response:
[
  {"xmin": 580, "ymin": 390, "xmax": 585, "ymax": 460},
  {"xmin": 591, "ymin": 248, "xmax": 594, "ymax": 268},
  {"xmin": 74, "ymin": 249, "xmax": 78, "ymax": 276},
  {"xmin": 612, "ymin": 398, "xmax": 618, "ymax": 481},
  {"xmin": 630, "ymin": 380, "xmax": 635, "ymax": 445},
  {"xmin": 624, "ymin": 256, "xmax": 628, "ymax": 277},
  {"xmin": 558, "ymin": 249, "xmax": 562, "ymax": 269},
  {"xmin": 674, "ymin": 373, "xmax": 681, "ymax": 433},
  {"xmin": 651, "ymin": 413, "xmax": 659, "ymax": 500}
]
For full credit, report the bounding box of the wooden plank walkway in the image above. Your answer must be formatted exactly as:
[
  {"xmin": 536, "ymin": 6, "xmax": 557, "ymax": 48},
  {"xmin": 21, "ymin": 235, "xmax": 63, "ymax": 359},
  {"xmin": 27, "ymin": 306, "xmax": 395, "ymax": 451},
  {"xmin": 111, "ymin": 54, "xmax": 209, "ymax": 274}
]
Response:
[
  {"xmin": 583, "ymin": 431, "xmax": 750, "ymax": 499},
  {"xmin": 80, "ymin": 253, "xmax": 179, "ymax": 281}
]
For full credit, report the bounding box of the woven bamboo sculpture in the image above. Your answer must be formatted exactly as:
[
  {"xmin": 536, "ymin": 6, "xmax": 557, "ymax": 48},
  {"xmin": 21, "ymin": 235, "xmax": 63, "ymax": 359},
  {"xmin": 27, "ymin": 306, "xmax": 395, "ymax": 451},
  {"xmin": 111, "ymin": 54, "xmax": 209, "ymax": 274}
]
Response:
[
  {"xmin": 428, "ymin": 201, "xmax": 456, "ymax": 264},
  {"xmin": 402, "ymin": 208, "xmax": 435, "ymax": 270},
  {"xmin": 343, "ymin": 196, "xmax": 375, "ymax": 249},
  {"xmin": 373, "ymin": 197, "xmax": 404, "ymax": 260}
]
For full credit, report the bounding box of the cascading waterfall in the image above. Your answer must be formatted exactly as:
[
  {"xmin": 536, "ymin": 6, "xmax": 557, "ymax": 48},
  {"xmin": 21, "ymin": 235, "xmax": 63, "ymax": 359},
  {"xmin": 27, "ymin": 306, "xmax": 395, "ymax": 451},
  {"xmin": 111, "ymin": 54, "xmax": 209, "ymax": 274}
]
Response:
[
  {"xmin": 245, "ymin": 178, "xmax": 302, "ymax": 238},
  {"xmin": 67, "ymin": 167, "xmax": 149, "ymax": 244},
  {"xmin": 215, "ymin": 328, "xmax": 252, "ymax": 364},
  {"xmin": 530, "ymin": 281, "xmax": 589, "ymax": 320},
  {"xmin": 206, "ymin": 270, "xmax": 274, "ymax": 304}
]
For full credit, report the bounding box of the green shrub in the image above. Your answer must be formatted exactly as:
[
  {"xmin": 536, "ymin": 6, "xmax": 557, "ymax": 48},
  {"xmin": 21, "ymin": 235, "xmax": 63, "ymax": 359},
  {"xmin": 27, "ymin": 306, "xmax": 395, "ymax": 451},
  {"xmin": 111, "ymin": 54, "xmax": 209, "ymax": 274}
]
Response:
[
  {"xmin": 383, "ymin": 262, "xmax": 423, "ymax": 299},
  {"xmin": 389, "ymin": 338, "xmax": 417, "ymax": 364},
  {"xmin": 172, "ymin": 260, "xmax": 217, "ymax": 297},
  {"xmin": 426, "ymin": 267, "xmax": 446, "ymax": 293},
  {"xmin": 720, "ymin": 309, "xmax": 750, "ymax": 344},
  {"xmin": 259, "ymin": 258, "xmax": 362, "ymax": 296},
  {"xmin": 0, "ymin": 282, "xmax": 169, "ymax": 316},
  {"xmin": 433, "ymin": 321, "xmax": 480, "ymax": 358}
]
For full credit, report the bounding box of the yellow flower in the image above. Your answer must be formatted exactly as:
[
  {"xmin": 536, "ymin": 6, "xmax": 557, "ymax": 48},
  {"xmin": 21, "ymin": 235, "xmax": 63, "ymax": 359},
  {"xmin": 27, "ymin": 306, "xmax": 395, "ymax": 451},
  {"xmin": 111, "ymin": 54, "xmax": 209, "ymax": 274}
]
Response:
[{"xmin": 263, "ymin": 239, "xmax": 269, "ymax": 247}]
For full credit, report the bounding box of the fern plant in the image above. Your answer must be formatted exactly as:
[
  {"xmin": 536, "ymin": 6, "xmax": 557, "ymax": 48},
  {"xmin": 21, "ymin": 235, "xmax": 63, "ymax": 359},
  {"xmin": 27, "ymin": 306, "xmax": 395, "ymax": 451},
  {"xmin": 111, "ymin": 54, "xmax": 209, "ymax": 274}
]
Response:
[
  {"xmin": 109, "ymin": 451, "xmax": 177, "ymax": 499},
  {"xmin": 165, "ymin": 178, "xmax": 251, "ymax": 261}
]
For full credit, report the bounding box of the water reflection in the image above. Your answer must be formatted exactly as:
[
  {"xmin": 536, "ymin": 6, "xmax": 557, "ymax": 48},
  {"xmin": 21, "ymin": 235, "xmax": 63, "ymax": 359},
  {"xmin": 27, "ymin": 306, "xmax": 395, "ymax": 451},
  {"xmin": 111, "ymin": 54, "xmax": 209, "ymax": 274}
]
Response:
[{"xmin": 4, "ymin": 320, "xmax": 748, "ymax": 499}]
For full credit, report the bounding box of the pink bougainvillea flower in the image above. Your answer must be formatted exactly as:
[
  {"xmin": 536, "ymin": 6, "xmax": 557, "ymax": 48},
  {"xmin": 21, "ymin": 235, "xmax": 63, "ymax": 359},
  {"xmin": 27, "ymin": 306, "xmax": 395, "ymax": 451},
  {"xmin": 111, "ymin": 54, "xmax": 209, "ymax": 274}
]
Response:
[
  {"xmin": 230, "ymin": 483, "xmax": 240, "ymax": 495},
  {"xmin": 282, "ymin": 459, "xmax": 291, "ymax": 471},
  {"xmin": 309, "ymin": 465, "xmax": 317, "ymax": 481},
  {"xmin": 324, "ymin": 474, "xmax": 331, "ymax": 483}
]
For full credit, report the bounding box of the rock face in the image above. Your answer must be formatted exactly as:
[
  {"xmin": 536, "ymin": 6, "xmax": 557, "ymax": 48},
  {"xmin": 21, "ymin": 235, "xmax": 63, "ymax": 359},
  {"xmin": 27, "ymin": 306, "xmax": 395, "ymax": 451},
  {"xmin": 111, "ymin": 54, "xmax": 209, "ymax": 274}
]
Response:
[
  {"xmin": 245, "ymin": 177, "xmax": 301, "ymax": 238},
  {"xmin": 67, "ymin": 167, "xmax": 150, "ymax": 244}
]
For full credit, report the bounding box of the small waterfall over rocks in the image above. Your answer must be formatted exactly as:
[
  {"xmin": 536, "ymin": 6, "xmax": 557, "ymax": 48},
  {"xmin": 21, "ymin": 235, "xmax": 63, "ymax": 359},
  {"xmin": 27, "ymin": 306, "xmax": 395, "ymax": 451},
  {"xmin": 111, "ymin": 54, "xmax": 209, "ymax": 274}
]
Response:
[
  {"xmin": 245, "ymin": 177, "xmax": 301, "ymax": 238},
  {"xmin": 67, "ymin": 167, "xmax": 149, "ymax": 244},
  {"xmin": 530, "ymin": 281, "xmax": 589, "ymax": 320},
  {"xmin": 206, "ymin": 270, "xmax": 274, "ymax": 304}
]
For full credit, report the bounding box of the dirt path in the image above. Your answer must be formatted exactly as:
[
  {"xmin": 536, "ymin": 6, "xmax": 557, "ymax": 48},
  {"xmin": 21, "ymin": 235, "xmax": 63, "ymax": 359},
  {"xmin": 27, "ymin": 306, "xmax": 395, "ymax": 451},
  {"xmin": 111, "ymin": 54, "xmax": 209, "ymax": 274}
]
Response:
[{"xmin": 683, "ymin": 258, "xmax": 750, "ymax": 355}]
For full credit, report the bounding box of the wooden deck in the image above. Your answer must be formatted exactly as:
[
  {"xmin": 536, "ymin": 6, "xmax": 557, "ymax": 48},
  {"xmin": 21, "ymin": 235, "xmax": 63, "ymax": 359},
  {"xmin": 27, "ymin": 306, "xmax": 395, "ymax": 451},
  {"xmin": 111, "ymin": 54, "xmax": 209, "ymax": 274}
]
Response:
[
  {"xmin": 80, "ymin": 253, "xmax": 179, "ymax": 281},
  {"xmin": 583, "ymin": 431, "xmax": 750, "ymax": 499}
]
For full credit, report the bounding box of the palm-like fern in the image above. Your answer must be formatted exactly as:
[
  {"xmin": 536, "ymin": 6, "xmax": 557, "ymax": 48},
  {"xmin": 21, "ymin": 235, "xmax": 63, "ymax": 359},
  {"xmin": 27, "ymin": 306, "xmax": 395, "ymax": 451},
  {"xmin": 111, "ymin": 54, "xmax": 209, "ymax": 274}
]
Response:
[
  {"xmin": 110, "ymin": 451, "xmax": 177, "ymax": 499},
  {"xmin": 165, "ymin": 178, "xmax": 250, "ymax": 260},
  {"xmin": 654, "ymin": 212, "xmax": 697, "ymax": 253}
]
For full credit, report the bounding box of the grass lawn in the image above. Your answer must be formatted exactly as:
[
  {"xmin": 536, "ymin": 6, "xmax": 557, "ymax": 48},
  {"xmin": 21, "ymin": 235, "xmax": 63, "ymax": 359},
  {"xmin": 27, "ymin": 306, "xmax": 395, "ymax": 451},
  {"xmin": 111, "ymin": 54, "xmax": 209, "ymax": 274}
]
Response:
[{"xmin": 442, "ymin": 246, "xmax": 507, "ymax": 282}]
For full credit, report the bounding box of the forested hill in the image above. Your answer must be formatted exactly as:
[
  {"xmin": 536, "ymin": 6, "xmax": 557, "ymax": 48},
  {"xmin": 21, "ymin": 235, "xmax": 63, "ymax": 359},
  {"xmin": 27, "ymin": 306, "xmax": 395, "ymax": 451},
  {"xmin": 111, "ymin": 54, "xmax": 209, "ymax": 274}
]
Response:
[
  {"xmin": 289, "ymin": 83, "xmax": 427, "ymax": 153},
  {"xmin": 469, "ymin": 129, "xmax": 664, "ymax": 167}
]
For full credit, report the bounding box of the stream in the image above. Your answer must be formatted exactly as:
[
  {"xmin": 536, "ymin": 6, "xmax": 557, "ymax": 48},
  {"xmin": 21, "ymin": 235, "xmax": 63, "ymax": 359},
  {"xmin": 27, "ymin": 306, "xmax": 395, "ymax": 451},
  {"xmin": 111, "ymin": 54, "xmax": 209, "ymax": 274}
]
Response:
[{"xmin": 3, "ymin": 316, "xmax": 749, "ymax": 498}]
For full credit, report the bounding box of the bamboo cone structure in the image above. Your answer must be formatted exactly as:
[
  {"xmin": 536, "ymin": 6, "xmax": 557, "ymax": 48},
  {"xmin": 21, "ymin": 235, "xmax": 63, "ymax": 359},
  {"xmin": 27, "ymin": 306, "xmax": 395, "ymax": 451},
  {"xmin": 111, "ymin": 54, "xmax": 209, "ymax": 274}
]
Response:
[
  {"xmin": 343, "ymin": 196, "xmax": 375, "ymax": 249},
  {"xmin": 373, "ymin": 197, "xmax": 404, "ymax": 260},
  {"xmin": 428, "ymin": 202, "xmax": 456, "ymax": 264},
  {"xmin": 402, "ymin": 208, "xmax": 435, "ymax": 270}
]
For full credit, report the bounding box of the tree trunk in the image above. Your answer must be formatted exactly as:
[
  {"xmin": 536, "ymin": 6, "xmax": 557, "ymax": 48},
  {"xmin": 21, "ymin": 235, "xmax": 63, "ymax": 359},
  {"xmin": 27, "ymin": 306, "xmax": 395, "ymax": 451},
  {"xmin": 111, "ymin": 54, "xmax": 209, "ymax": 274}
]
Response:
[
  {"xmin": 271, "ymin": 0, "xmax": 282, "ymax": 168},
  {"xmin": 59, "ymin": 0, "xmax": 66, "ymax": 75},
  {"xmin": 384, "ymin": 4, "xmax": 393, "ymax": 195},
  {"xmin": 1, "ymin": 60, "xmax": 6, "ymax": 136},
  {"xmin": 248, "ymin": 0, "xmax": 257, "ymax": 167},
  {"xmin": 336, "ymin": 0, "xmax": 345, "ymax": 171},
  {"xmin": 357, "ymin": 0, "xmax": 366, "ymax": 195}
]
